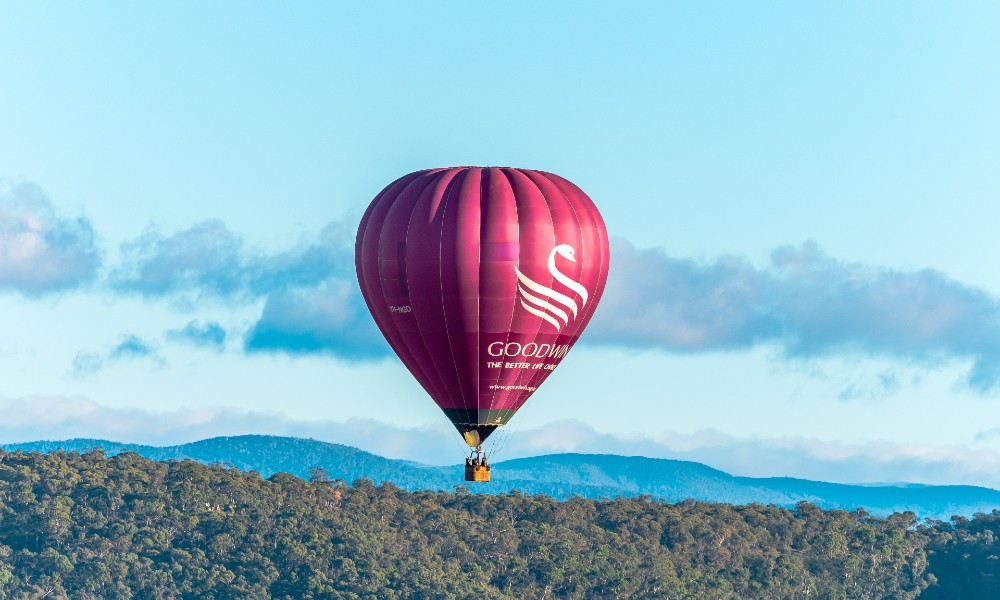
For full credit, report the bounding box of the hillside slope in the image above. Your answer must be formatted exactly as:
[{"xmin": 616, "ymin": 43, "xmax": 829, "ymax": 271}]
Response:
[{"xmin": 5, "ymin": 435, "xmax": 999, "ymax": 520}]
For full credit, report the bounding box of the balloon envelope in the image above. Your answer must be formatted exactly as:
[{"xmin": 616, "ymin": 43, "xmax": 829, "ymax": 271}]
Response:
[{"xmin": 356, "ymin": 167, "xmax": 609, "ymax": 446}]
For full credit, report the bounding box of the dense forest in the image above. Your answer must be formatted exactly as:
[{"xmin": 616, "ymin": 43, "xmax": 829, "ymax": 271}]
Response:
[{"xmin": 0, "ymin": 449, "xmax": 997, "ymax": 598}]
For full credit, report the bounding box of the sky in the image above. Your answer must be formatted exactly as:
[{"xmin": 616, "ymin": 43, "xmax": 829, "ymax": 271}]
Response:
[{"xmin": 2, "ymin": 3, "xmax": 1000, "ymax": 487}]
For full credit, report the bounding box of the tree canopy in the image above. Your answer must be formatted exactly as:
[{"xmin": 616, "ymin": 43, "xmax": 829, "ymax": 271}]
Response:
[{"xmin": 0, "ymin": 448, "xmax": 992, "ymax": 598}]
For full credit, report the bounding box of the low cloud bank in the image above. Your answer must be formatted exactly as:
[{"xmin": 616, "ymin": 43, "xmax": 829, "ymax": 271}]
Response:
[
  {"xmin": 0, "ymin": 394, "xmax": 459, "ymax": 461},
  {"xmin": 2, "ymin": 395, "xmax": 998, "ymax": 489},
  {"xmin": 504, "ymin": 420, "xmax": 1000, "ymax": 490}
]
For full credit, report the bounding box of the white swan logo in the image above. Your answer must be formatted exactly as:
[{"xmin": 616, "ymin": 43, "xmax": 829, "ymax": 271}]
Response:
[{"xmin": 514, "ymin": 244, "xmax": 588, "ymax": 332}]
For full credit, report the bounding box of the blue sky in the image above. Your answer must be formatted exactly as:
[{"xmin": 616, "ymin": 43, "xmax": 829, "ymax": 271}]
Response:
[{"xmin": 2, "ymin": 3, "xmax": 1000, "ymax": 486}]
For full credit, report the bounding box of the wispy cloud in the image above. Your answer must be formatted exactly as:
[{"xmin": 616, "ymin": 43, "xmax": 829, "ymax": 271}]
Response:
[
  {"xmin": 110, "ymin": 220, "xmax": 245, "ymax": 298},
  {"xmin": 72, "ymin": 335, "xmax": 166, "ymax": 374},
  {"xmin": 108, "ymin": 219, "xmax": 381, "ymax": 358},
  {"xmin": 167, "ymin": 320, "xmax": 227, "ymax": 349},
  {"xmin": 109, "ymin": 220, "xmax": 354, "ymax": 301},
  {"xmin": 973, "ymin": 428, "xmax": 1000, "ymax": 444},
  {"xmin": 0, "ymin": 181, "xmax": 101, "ymax": 295},
  {"xmin": 590, "ymin": 238, "xmax": 1000, "ymax": 392},
  {"xmin": 109, "ymin": 335, "xmax": 158, "ymax": 360}
]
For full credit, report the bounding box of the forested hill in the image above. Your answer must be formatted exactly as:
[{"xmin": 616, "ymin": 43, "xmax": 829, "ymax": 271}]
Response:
[
  {"xmin": 6, "ymin": 435, "xmax": 1000, "ymax": 521},
  {"xmin": 1, "ymin": 448, "xmax": 1000, "ymax": 598},
  {"xmin": 0, "ymin": 451, "xmax": 960, "ymax": 599}
]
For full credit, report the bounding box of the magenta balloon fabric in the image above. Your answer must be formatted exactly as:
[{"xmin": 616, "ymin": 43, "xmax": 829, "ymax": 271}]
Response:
[{"xmin": 356, "ymin": 167, "xmax": 609, "ymax": 443}]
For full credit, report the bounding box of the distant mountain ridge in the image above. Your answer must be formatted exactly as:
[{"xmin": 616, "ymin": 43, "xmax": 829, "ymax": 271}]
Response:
[{"xmin": 4, "ymin": 434, "xmax": 998, "ymax": 521}]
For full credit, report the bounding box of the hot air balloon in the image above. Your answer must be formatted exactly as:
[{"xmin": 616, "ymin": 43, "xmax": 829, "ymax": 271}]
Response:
[{"xmin": 355, "ymin": 167, "xmax": 609, "ymax": 481}]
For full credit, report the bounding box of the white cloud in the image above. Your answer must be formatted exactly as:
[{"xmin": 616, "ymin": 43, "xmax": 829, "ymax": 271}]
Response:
[
  {"xmin": 244, "ymin": 280, "xmax": 389, "ymax": 359},
  {"xmin": 109, "ymin": 220, "xmax": 355, "ymax": 301},
  {"xmin": 0, "ymin": 181, "xmax": 100, "ymax": 295},
  {"xmin": 11, "ymin": 195, "xmax": 1000, "ymax": 392},
  {"xmin": 589, "ymin": 238, "xmax": 1000, "ymax": 392},
  {"xmin": 106, "ymin": 218, "xmax": 387, "ymax": 358}
]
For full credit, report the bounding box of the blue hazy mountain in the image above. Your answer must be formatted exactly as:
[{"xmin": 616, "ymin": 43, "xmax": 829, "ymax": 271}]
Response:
[{"xmin": 4, "ymin": 435, "xmax": 998, "ymax": 521}]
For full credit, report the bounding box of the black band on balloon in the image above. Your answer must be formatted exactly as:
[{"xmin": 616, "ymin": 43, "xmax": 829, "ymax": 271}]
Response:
[{"xmin": 442, "ymin": 408, "xmax": 517, "ymax": 427}]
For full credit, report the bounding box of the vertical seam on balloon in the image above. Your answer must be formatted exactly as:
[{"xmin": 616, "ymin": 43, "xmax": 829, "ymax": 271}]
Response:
[
  {"xmin": 358, "ymin": 173, "xmax": 416, "ymax": 302},
  {"xmin": 563, "ymin": 178, "xmax": 603, "ymax": 397},
  {"xmin": 481, "ymin": 169, "xmax": 498, "ymax": 422},
  {"xmin": 589, "ymin": 196, "xmax": 608, "ymax": 341},
  {"xmin": 479, "ymin": 169, "xmax": 487, "ymax": 423},
  {"xmin": 404, "ymin": 170, "xmax": 463, "ymax": 422},
  {"xmin": 360, "ymin": 173, "xmax": 430, "ymax": 378},
  {"xmin": 550, "ymin": 173, "xmax": 592, "ymax": 338},
  {"xmin": 494, "ymin": 168, "xmax": 520, "ymax": 421},
  {"xmin": 475, "ymin": 170, "xmax": 481, "ymax": 426},
  {"xmin": 510, "ymin": 169, "xmax": 556, "ymax": 417},
  {"xmin": 570, "ymin": 183, "xmax": 589, "ymax": 329},
  {"xmin": 531, "ymin": 172, "xmax": 560, "ymax": 412},
  {"xmin": 564, "ymin": 178, "xmax": 604, "ymax": 337},
  {"xmin": 550, "ymin": 177, "xmax": 607, "ymax": 424},
  {"xmin": 531, "ymin": 172, "xmax": 563, "ymax": 415},
  {"xmin": 437, "ymin": 169, "xmax": 472, "ymax": 422},
  {"xmin": 384, "ymin": 174, "xmax": 448, "ymax": 407}
]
